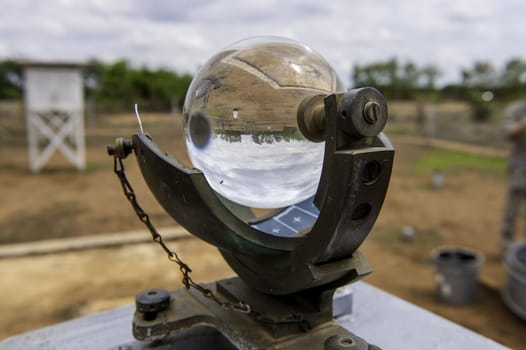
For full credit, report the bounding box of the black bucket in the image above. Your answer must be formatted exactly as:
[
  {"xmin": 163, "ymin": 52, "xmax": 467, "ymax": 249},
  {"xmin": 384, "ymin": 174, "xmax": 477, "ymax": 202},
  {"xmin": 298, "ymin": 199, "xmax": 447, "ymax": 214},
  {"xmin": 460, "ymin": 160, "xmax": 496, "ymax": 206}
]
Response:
[
  {"xmin": 503, "ymin": 240, "xmax": 526, "ymax": 320},
  {"xmin": 432, "ymin": 247, "xmax": 483, "ymax": 305}
]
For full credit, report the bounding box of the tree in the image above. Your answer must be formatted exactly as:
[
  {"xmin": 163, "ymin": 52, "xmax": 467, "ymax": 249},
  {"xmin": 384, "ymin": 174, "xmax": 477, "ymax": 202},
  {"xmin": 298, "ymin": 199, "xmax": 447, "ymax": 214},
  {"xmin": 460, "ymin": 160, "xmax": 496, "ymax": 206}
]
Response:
[
  {"xmin": 498, "ymin": 58, "xmax": 526, "ymax": 99},
  {"xmin": 352, "ymin": 58, "xmax": 441, "ymax": 99},
  {"xmin": 0, "ymin": 60, "xmax": 22, "ymax": 100},
  {"xmin": 501, "ymin": 58, "xmax": 526, "ymax": 86},
  {"xmin": 420, "ymin": 65, "xmax": 441, "ymax": 90},
  {"xmin": 84, "ymin": 59, "xmax": 192, "ymax": 112},
  {"xmin": 461, "ymin": 61, "xmax": 497, "ymax": 89}
]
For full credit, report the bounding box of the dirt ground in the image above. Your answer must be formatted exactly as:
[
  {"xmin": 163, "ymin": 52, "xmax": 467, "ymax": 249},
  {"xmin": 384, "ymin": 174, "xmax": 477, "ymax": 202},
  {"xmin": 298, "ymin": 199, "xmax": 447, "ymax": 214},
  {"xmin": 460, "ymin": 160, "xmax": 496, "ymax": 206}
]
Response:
[{"xmin": 0, "ymin": 106, "xmax": 525, "ymax": 349}]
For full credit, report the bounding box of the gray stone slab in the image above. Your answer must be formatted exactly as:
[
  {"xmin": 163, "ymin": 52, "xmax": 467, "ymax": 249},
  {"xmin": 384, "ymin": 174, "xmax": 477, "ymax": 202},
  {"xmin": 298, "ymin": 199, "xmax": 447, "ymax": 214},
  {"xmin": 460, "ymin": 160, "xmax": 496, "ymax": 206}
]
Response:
[{"xmin": 339, "ymin": 282, "xmax": 509, "ymax": 350}]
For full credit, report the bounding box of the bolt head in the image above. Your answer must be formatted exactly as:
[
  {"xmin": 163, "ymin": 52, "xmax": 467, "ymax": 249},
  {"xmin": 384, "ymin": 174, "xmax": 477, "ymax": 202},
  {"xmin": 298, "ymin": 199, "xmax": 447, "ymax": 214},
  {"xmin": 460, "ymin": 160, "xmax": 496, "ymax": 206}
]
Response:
[
  {"xmin": 135, "ymin": 288, "xmax": 171, "ymax": 314},
  {"xmin": 363, "ymin": 101, "xmax": 380, "ymax": 124}
]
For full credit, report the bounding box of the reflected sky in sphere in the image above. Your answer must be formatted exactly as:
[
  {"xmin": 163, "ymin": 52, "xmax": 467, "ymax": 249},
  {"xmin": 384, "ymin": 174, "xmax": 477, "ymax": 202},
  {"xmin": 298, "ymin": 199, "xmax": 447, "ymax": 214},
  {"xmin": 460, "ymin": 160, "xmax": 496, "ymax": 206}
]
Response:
[
  {"xmin": 183, "ymin": 36, "xmax": 343, "ymax": 209},
  {"xmin": 187, "ymin": 134, "xmax": 324, "ymax": 208}
]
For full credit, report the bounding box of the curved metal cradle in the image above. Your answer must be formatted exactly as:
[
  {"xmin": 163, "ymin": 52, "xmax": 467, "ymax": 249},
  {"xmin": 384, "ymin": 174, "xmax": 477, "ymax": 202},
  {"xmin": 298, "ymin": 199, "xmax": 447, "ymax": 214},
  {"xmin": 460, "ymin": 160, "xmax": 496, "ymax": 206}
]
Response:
[{"xmin": 132, "ymin": 90, "xmax": 394, "ymax": 295}]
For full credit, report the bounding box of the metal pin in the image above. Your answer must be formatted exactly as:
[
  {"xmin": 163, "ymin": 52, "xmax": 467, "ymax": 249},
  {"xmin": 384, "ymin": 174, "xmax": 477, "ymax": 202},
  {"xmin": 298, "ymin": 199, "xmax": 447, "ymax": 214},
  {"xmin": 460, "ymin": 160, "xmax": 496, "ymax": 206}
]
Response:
[{"xmin": 134, "ymin": 103, "xmax": 144, "ymax": 134}]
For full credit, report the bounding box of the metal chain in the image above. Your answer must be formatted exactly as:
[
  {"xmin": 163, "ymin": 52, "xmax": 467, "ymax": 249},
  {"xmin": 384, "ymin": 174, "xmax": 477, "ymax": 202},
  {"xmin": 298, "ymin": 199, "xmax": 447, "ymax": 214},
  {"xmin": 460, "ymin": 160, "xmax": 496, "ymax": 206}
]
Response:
[
  {"xmin": 113, "ymin": 156, "xmax": 251, "ymax": 314},
  {"xmin": 112, "ymin": 154, "xmax": 308, "ymax": 328}
]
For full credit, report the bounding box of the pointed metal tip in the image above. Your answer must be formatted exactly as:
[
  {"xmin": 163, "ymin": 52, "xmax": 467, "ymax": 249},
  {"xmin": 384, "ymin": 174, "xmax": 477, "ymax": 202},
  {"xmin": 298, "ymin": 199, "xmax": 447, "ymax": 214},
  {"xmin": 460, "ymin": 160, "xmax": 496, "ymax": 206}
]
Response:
[{"xmin": 134, "ymin": 103, "xmax": 144, "ymax": 134}]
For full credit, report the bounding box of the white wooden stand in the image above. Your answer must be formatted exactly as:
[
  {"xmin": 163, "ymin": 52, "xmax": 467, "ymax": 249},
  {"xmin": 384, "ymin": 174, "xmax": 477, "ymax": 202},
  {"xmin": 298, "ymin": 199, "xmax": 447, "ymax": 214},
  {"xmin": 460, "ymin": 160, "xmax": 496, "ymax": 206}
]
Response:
[{"xmin": 23, "ymin": 62, "xmax": 86, "ymax": 172}]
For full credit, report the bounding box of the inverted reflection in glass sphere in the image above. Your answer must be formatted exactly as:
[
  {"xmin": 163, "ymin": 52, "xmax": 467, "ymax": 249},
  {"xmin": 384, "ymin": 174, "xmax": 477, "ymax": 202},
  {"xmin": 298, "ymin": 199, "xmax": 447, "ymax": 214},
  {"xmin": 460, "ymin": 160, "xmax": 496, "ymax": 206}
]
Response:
[{"xmin": 183, "ymin": 36, "xmax": 343, "ymax": 209}]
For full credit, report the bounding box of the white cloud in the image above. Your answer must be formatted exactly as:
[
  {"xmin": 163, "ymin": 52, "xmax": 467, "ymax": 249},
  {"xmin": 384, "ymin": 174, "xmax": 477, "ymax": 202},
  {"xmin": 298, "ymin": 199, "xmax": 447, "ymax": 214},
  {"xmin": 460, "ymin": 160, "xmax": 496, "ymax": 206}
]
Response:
[
  {"xmin": 0, "ymin": 0, "xmax": 525, "ymax": 86},
  {"xmin": 0, "ymin": 41, "xmax": 8, "ymax": 57}
]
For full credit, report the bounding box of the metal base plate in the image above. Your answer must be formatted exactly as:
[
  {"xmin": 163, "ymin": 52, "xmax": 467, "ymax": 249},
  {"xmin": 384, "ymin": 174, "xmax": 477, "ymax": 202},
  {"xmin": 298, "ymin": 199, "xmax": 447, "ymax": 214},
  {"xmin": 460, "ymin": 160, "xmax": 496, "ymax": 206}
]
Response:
[{"xmin": 132, "ymin": 277, "xmax": 376, "ymax": 350}]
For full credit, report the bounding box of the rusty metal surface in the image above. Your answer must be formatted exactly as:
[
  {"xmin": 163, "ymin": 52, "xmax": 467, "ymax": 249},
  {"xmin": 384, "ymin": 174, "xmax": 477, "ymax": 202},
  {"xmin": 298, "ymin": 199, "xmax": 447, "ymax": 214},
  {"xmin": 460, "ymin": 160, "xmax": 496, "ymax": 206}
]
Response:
[{"xmin": 132, "ymin": 277, "xmax": 373, "ymax": 350}]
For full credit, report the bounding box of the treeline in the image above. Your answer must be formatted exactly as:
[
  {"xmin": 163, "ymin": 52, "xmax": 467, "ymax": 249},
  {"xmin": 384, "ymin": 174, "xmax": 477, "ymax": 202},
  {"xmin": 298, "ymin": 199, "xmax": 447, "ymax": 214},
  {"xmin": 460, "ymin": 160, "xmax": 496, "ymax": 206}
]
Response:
[
  {"xmin": 352, "ymin": 57, "xmax": 526, "ymax": 101},
  {"xmin": 85, "ymin": 59, "xmax": 192, "ymax": 112},
  {"xmin": 0, "ymin": 59, "xmax": 193, "ymax": 112},
  {"xmin": 1, "ymin": 57, "xmax": 526, "ymax": 112},
  {"xmin": 0, "ymin": 60, "xmax": 22, "ymax": 100}
]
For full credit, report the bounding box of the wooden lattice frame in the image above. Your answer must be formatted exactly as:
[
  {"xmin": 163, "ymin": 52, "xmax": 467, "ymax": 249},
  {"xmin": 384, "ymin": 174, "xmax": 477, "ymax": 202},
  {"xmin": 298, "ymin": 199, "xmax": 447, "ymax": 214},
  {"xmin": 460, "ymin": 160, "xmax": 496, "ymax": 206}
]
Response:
[{"xmin": 23, "ymin": 62, "xmax": 86, "ymax": 172}]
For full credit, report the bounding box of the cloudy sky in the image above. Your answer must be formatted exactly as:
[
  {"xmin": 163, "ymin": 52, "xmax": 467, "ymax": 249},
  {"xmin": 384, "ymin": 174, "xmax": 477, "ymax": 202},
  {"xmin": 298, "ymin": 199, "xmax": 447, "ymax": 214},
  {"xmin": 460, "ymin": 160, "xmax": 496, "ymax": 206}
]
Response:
[{"xmin": 1, "ymin": 0, "xmax": 525, "ymax": 86}]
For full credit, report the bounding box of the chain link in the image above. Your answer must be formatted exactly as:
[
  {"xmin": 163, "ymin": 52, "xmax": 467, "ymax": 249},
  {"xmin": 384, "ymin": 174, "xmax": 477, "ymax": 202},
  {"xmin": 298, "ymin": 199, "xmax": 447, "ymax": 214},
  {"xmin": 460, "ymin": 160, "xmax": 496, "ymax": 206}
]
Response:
[
  {"xmin": 112, "ymin": 154, "xmax": 308, "ymax": 327},
  {"xmin": 113, "ymin": 156, "xmax": 252, "ymax": 314}
]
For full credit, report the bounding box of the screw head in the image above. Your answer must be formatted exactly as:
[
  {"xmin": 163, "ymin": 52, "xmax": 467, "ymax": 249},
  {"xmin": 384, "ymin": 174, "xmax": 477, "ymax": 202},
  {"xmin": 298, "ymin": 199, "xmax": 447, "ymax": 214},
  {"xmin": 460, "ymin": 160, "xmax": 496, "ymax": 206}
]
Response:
[
  {"xmin": 362, "ymin": 160, "xmax": 382, "ymax": 184},
  {"xmin": 107, "ymin": 145, "xmax": 115, "ymax": 156},
  {"xmin": 135, "ymin": 288, "xmax": 171, "ymax": 320},
  {"xmin": 108, "ymin": 137, "xmax": 133, "ymax": 158},
  {"xmin": 363, "ymin": 101, "xmax": 380, "ymax": 124},
  {"xmin": 324, "ymin": 335, "xmax": 356, "ymax": 350}
]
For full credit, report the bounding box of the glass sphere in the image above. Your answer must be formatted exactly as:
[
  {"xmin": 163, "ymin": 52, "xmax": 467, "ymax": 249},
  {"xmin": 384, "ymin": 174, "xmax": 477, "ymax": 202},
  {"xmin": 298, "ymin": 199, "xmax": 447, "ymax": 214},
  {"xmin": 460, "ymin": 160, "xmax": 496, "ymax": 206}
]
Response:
[{"xmin": 183, "ymin": 36, "xmax": 343, "ymax": 209}]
